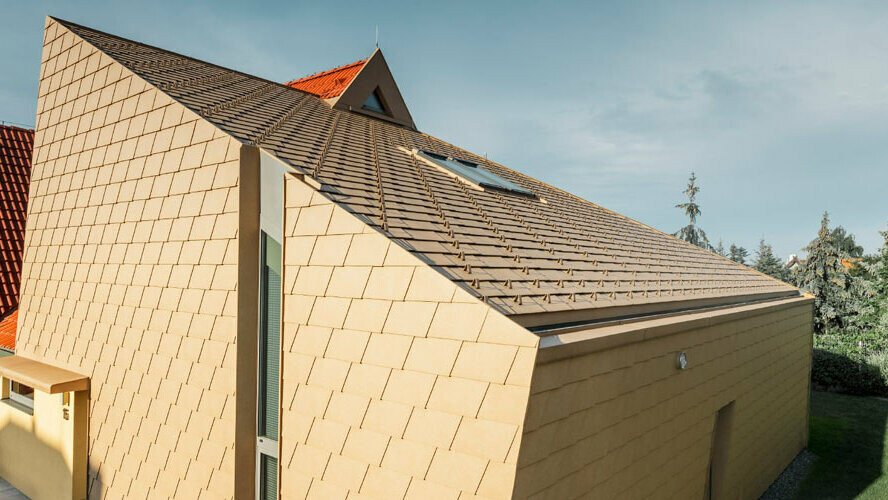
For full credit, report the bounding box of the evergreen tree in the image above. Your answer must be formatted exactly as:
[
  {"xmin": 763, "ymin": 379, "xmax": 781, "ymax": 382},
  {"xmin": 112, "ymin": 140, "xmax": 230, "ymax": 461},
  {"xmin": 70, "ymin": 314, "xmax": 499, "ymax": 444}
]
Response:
[
  {"xmin": 674, "ymin": 172, "xmax": 711, "ymax": 250},
  {"xmin": 862, "ymin": 224, "xmax": 888, "ymax": 334},
  {"xmin": 752, "ymin": 238, "xmax": 788, "ymax": 281},
  {"xmin": 714, "ymin": 239, "xmax": 727, "ymax": 257},
  {"xmin": 799, "ymin": 212, "xmax": 869, "ymax": 333},
  {"xmin": 728, "ymin": 244, "xmax": 748, "ymax": 265}
]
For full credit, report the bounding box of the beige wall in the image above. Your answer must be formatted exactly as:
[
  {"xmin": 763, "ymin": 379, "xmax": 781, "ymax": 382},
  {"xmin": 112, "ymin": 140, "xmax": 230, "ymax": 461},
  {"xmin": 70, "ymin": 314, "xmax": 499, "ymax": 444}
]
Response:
[
  {"xmin": 516, "ymin": 298, "xmax": 812, "ymax": 499},
  {"xmin": 16, "ymin": 18, "xmax": 241, "ymax": 499},
  {"xmin": 0, "ymin": 383, "xmax": 87, "ymax": 500},
  {"xmin": 280, "ymin": 172, "xmax": 541, "ymax": 499}
]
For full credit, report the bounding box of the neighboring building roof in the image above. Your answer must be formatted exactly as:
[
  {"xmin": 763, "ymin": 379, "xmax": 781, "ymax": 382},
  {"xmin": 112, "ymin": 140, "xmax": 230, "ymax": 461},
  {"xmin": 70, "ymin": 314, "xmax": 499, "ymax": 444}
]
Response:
[
  {"xmin": 0, "ymin": 124, "xmax": 33, "ymax": 351},
  {"xmin": 285, "ymin": 59, "xmax": 367, "ymax": 99},
  {"xmin": 0, "ymin": 310, "xmax": 16, "ymax": 352},
  {"xmin": 56, "ymin": 18, "xmax": 798, "ymax": 324}
]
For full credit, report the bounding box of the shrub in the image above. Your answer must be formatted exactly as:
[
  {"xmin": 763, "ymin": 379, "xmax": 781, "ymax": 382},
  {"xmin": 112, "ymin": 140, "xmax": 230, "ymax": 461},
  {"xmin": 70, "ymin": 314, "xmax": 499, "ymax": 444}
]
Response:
[
  {"xmin": 811, "ymin": 348, "xmax": 885, "ymax": 396},
  {"xmin": 811, "ymin": 330, "xmax": 888, "ymax": 396}
]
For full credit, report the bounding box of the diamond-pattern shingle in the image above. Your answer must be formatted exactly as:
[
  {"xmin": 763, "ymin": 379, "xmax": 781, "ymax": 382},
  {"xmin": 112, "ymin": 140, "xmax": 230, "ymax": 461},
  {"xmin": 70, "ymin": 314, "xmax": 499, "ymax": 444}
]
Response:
[{"xmin": 55, "ymin": 18, "xmax": 798, "ymax": 324}]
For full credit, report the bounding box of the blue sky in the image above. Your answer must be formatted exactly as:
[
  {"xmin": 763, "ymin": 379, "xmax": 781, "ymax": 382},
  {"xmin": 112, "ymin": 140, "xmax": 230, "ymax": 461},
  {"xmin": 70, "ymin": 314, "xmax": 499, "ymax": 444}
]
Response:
[{"xmin": 2, "ymin": 1, "xmax": 887, "ymax": 258}]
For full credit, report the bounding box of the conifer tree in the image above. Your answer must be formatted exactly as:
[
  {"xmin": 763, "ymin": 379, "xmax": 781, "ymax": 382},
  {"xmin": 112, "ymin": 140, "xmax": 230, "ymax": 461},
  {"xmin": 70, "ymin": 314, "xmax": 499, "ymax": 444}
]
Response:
[
  {"xmin": 752, "ymin": 238, "xmax": 788, "ymax": 281},
  {"xmin": 674, "ymin": 172, "xmax": 711, "ymax": 250},
  {"xmin": 728, "ymin": 244, "xmax": 748, "ymax": 265},
  {"xmin": 714, "ymin": 240, "xmax": 727, "ymax": 257},
  {"xmin": 862, "ymin": 224, "xmax": 888, "ymax": 333},
  {"xmin": 799, "ymin": 212, "xmax": 869, "ymax": 333}
]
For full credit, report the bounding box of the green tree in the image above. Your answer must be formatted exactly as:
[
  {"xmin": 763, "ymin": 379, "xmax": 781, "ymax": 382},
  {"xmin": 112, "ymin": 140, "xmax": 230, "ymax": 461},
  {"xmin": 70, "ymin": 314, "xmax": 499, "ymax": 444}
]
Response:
[
  {"xmin": 830, "ymin": 226, "xmax": 864, "ymax": 258},
  {"xmin": 752, "ymin": 238, "xmax": 788, "ymax": 281},
  {"xmin": 861, "ymin": 224, "xmax": 888, "ymax": 334},
  {"xmin": 729, "ymin": 244, "xmax": 748, "ymax": 265},
  {"xmin": 714, "ymin": 239, "xmax": 727, "ymax": 257},
  {"xmin": 674, "ymin": 172, "xmax": 711, "ymax": 250},
  {"xmin": 799, "ymin": 212, "xmax": 869, "ymax": 333}
]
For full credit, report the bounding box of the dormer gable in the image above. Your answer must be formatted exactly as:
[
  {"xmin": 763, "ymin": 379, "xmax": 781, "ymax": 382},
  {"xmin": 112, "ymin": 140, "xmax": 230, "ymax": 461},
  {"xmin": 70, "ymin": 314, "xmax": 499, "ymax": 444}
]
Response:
[{"xmin": 286, "ymin": 49, "xmax": 415, "ymax": 130}]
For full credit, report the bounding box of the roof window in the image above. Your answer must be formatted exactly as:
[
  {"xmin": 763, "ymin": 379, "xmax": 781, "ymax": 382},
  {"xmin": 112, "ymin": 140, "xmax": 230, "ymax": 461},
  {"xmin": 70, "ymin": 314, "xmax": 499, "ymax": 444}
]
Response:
[
  {"xmin": 362, "ymin": 89, "xmax": 388, "ymax": 115},
  {"xmin": 416, "ymin": 150, "xmax": 534, "ymax": 196}
]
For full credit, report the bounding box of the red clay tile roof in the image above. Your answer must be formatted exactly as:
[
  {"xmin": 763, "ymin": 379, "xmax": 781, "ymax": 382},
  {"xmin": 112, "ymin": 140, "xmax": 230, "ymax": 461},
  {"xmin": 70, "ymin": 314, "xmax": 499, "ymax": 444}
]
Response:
[
  {"xmin": 0, "ymin": 310, "xmax": 16, "ymax": 352},
  {"xmin": 285, "ymin": 59, "xmax": 367, "ymax": 99},
  {"xmin": 0, "ymin": 125, "xmax": 32, "ymax": 341}
]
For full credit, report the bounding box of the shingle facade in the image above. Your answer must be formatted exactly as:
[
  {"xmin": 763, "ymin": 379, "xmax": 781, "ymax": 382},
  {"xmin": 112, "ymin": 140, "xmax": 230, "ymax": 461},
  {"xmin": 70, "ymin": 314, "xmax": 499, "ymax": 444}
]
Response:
[
  {"xmin": 19, "ymin": 18, "xmax": 240, "ymax": 498},
  {"xmin": 2, "ymin": 15, "xmax": 813, "ymax": 500}
]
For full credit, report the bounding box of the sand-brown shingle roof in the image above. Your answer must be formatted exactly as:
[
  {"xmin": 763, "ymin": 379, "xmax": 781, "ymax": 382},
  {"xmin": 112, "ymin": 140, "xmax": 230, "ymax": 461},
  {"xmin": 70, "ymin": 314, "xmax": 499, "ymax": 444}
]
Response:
[{"xmin": 54, "ymin": 18, "xmax": 798, "ymax": 324}]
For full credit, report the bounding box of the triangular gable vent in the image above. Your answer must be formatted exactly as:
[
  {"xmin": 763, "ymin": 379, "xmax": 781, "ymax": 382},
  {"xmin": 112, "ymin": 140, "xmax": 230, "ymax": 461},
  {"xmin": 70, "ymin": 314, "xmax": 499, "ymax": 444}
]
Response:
[
  {"xmin": 362, "ymin": 88, "xmax": 388, "ymax": 115},
  {"xmin": 325, "ymin": 49, "xmax": 415, "ymax": 130}
]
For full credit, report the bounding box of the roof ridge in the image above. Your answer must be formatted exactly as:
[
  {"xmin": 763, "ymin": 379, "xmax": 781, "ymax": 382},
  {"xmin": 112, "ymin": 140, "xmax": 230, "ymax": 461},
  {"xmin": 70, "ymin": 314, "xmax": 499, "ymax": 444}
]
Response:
[
  {"xmin": 0, "ymin": 124, "xmax": 35, "ymax": 133},
  {"xmin": 49, "ymin": 16, "xmax": 313, "ymax": 98},
  {"xmin": 285, "ymin": 59, "xmax": 368, "ymax": 86}
]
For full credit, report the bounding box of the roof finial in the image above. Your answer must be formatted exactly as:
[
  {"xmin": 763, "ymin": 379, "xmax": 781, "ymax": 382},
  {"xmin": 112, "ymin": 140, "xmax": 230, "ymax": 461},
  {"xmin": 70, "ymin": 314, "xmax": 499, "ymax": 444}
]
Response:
[{"xmin": 375, "ymin": 25, "xmax": 379, "ymax": 49}]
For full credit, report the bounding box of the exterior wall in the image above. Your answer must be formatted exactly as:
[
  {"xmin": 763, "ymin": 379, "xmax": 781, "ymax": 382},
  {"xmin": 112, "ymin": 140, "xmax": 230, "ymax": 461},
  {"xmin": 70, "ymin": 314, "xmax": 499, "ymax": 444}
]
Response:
[
  {"xmin": 515, "ymin": 299, "xmax": 812, "ymax": 499},
  {"xmin": 0, "ymin": 383, "xmax": 87, "ymax": 500},
  {"xmin": 16, "ymin": 19, "xmax": 241, "ymax": 499},
  {"xmin": 280, "ymin": 173, "xmax": 540, "ymax": 499}
]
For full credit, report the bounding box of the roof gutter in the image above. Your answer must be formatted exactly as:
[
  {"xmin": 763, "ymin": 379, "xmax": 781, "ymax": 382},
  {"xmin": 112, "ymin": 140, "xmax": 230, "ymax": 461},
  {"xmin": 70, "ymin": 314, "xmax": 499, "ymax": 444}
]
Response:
[{"xmin": 526, "ymin": 291, "xmax": 805, "ymax": 336}]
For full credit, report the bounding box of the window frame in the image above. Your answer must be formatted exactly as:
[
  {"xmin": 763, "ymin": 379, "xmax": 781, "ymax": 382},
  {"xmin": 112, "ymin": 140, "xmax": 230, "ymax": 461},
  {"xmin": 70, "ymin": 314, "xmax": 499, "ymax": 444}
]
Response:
[
  {"xmin": 256, "ymin": 230, "xmax": 281, "ymax": 500},
  {"xmin": 361, "ymin": 88, "xmax": 389, "ymax": 116},
  {"xmin": 5, "ymin": 379, "xmax": 34, "ymax": 414},
  {"xmin": 415, "ymin": 149, "xmax": 535, "ymax": 197}
]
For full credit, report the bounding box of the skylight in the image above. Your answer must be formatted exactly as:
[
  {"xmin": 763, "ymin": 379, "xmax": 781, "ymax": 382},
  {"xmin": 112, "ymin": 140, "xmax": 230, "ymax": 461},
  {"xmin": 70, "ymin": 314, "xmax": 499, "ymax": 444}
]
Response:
[
  {"xmin": 362, "ymin": 89, "xmax": 387, "ymax": 115},
  {"xmin": 416, "ymin": 150, "xmax": 534, "ymax": 196}
]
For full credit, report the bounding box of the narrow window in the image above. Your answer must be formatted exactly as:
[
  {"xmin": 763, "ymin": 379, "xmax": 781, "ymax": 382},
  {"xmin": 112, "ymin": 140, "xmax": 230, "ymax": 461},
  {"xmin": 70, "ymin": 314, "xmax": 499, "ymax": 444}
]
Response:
[
  {"xmin": 260, "ymin": 455, "xmax": 278, "ymax": 500},
  {"xmin": 257, "ymin": 232, "xmax": 281, "ymax": 499},
  {"xmin": 362, "ymin": 89, "xmax": 388, "ymax": 115}
]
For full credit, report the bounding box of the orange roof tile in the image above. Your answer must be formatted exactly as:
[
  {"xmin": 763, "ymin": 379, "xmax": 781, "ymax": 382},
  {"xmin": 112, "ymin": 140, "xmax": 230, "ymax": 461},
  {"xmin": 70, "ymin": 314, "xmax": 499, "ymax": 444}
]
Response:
[
  {"xmin": 0, "ymin": 124, "xmax": 32, "ymax": 332},
  {"xmin": 285, "ymin": 59, "xmax": 367, "ymax": 99},
  {"xmin": 0, "ymin": 310, "xmax": 16, "ymax": 352}
]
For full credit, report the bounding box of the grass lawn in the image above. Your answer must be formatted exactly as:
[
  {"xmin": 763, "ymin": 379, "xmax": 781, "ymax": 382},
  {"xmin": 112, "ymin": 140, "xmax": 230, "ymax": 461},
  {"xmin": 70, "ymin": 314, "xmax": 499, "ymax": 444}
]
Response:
[{"xmin": 796, "ymin": 391, "xmax": 888, "ymax": 499}]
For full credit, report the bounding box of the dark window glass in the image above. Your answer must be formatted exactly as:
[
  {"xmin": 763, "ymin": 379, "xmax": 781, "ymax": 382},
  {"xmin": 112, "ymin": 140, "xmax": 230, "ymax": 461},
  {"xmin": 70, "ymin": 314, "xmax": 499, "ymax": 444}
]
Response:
[
  {"xmin": 362, "ymin": 90, "xmax": 387, "ymax": 115},
  {"xmin": 258, "ymin": 233, "xmax": 281, "ymax": 439},
  {"xmin": 260, "ymin": 454, "xmax": 278, "ymax": 500},
  {"xmin": 10, "ymin": 381, "xmax": 33, "ymax": 400},
  {"xmin": 417, "ymin": 150, "xmax": 534, "ymax": 196}
]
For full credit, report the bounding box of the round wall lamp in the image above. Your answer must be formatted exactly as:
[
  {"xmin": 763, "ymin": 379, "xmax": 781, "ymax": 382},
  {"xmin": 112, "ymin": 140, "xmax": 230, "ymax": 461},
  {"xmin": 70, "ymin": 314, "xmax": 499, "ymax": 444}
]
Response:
[{"xmin": 675, "ymin": 351, "xmax": 688, "ymax": 370}]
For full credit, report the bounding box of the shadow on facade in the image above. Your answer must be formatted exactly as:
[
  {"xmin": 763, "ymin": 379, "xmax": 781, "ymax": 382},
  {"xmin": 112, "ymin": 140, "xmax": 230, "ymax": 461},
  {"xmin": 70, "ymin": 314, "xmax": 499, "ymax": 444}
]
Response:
[{"xmin": 0, "ymin": 416, "xmax": 72, "ymax": 499}]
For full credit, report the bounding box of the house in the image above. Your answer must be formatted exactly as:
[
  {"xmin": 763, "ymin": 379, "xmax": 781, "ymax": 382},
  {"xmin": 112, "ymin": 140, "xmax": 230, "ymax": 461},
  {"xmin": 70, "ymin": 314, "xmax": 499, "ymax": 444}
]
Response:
[
  {"xmin": 0, "ymin": 16, "xmax": 813, "ymax": 500},
  {"xmin": 785, "ymin": 254, "xmax": 804, "ymax": 270},
  {"xmin": 0, "ymin": 124, "xmax": 33, "ymax": 356}
]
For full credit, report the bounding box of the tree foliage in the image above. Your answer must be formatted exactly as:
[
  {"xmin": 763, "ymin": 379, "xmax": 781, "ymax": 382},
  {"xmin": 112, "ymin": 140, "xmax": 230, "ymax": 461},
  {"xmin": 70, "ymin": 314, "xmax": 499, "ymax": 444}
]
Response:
[
  {"xmin": 798, "ymin": 212, "xmax": 871, "ymax": 334},
  {"xmin": 752, "ymin": 238, "xmax": 788, "ymax": 282},
  {"xmin": 860, "ymin": 225, "xmax": 888, "ymax": 335},
  {"xmin": 728, "ymin": 244, "xmax": 748, "ymax": 265},
  {"xmin": 674, "ymin": 172, "xmax": 711, "ymax": 250},
  {"xmin": 828, "ymin": 226, "xmax": 864, "ymax": 258}
]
